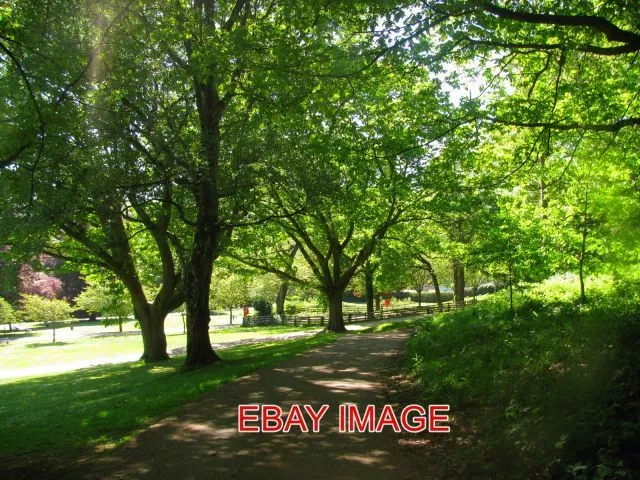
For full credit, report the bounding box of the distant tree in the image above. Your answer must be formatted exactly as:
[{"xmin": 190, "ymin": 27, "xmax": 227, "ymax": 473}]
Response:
[
  {"xmin": 210, "ymin": 272, "xmax": 251, "ymax": 325},
  {"xmin": 20, "ymin": 295, "xmax": 72, "ymax": 343},
  {"xmin": 18, "ymin": 265, "xmax": 62, "ymax": 299},
  {"xmin": 75, "ymin": 282, "xmax": 132, "ymax": 333},
  {"xmin": 0, "ymin": 298, "xmax": 18, "ymax": 331}
]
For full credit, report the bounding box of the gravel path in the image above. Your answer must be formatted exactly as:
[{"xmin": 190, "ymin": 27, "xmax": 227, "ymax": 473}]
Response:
[{"xmin": 69, "ymin": 331, "xmax": 424, "ymax": 480}]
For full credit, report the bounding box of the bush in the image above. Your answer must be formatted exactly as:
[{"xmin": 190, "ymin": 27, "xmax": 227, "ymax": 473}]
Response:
[
  {"xmin": 409, "ymin": 290, "xmax": 454, "ymax": 303},
  {"xmin": 404, "ymin": 276, "xmax": 640, "ymax": 479},
  {"xmin": 252, "ymin": 299, "xmax": 272, "ymax": 317}
]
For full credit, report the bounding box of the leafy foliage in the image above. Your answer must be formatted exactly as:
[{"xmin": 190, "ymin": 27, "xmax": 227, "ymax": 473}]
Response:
[
  {"xmin": 0, "ymin": 297, "xmax": 18, "ymax": 330},
  {"xmin": 405, "ymin": 276, "xmax": 640, "ymax": 479}
]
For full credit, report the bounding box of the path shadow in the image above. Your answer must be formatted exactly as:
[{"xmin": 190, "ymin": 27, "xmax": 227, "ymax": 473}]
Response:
[
  {"xmin": 88, "ymin": 331, "xmax": 141, "ymax": 339},
  {"xmin": 25, "ymin": 342, "xmax": 70, "ymax": 348},
  {"xmin": 0, "ymin": 332, "xmax": 37, "ymax": 341}
]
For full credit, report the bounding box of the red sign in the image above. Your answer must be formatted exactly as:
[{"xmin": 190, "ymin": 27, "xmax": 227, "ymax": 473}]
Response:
[
  {"xmin": 243, "ymin": 307, "xmax": 249, "ymax": 317},
  {"xmin": 384, "ymin": 299, "xmax": 391, "ymax": 308}
]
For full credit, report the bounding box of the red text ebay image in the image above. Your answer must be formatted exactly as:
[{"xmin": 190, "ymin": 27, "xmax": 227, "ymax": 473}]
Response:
[{"xmin": 237, "ymin": 404, "xmax": 450, "ymax": 433}]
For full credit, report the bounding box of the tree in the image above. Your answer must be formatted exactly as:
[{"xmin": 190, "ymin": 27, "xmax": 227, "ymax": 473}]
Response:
[
  {"xmin": 423, "ymin": 1, "xmax": 640, "ymax": 132},
  {"xmin": 20, "ymin": 294, "xmax": 72, "ymax": 343},
  {"xmin": 75, "ymin": 280, "xmax": 132, "ymax": 332},
  {"xmin": 210, "ymin": 272, "xmax": 250, "ymax": 325},
  {"xmin": 18, "ymin": 265, "xmax": 62, "ymax": 299},
  {"xmin": 0, "ymin": 298, "xmax": 18, "ymax": 331},
  {"xmin": 407, "ymin": 267, "xmax": 431, "ymax": 307}
]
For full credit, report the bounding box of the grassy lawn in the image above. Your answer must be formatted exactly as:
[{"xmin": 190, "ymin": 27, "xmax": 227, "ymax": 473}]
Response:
[
  {"xmin": 0, "ymin": 323, "xmax": 318, "ymax": 371},
  {"xmin": 357, "ymin": 318, "xmax": 422, "ymax": 333},
  {"xmin": 0, "ymin": 332, "xmax": 336, "ymax": 457}
]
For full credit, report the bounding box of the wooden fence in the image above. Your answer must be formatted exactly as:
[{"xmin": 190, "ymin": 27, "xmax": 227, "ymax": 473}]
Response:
[{"xmin": 242, "ymin": 300, "xmax": 477, "ymax": 327}]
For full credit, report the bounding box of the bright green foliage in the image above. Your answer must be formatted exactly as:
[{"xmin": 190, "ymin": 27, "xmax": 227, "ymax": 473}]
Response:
[
  {"xmin": 75, "ymin": 281, "xmax": 132, "ymax": 332},
  {"xmin": 0, "ymin": 298, "xmax": 18, "ymax": 330},
  {"xmin": 405, "ymin": 276, "xmax": 640, "ymax": 479},
  {"xmin": 20, "ymin": 295, "xmax": 73, "ymax": 343},
  {"xmin": 209, "ymin": 271, "xmax": 251, "ymax": 323}
]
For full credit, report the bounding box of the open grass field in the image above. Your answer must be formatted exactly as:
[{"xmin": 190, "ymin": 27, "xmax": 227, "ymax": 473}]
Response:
[
  {"xmin": 0, "ymin": 332, "xmax": 337, "ymax": 457},
  {"xmin": 0, "ymin": 317, "xmax": 319, "ymax": 375}
]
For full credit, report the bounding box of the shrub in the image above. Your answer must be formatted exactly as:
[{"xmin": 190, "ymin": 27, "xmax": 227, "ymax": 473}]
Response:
[
  {"xmin": 404, "ymin": 276, "xmax": 640, "ymax": 479},
  {"xmin": 252, "ymin": 299, "xmax": 272, "ymax": 317}
]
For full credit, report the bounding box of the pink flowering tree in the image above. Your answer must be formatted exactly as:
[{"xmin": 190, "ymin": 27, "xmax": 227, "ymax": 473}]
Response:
[{"xmin": 18, "ymin": 265, "xmax": 63, "ymax": 299}]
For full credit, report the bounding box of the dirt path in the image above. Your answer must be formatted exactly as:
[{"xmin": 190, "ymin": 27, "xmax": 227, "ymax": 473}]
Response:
[{"xmin": 67, "ymin": 331, "xmax": 428, "ymax": 480}]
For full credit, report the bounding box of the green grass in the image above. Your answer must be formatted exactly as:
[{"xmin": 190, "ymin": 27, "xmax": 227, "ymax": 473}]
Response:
[
  {"xmin": 0, "ymin": 332, "xmax": 336, "ymax": 456},
  {"xmin": 357, "ymin": 318, "xmax": 422, "ymax": 333},
  {"xmin": 403, "ymin": 276, "xmax": 640, "ymax": 479},
  {"xmin": 0, "ymin": 323, "xmax": 317, "ymax": 371}
]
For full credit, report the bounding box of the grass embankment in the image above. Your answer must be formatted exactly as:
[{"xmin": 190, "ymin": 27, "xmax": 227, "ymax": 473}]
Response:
[
  {"xmin": 404, "ymin": 277, "xmax": 640, "ymax": 479},
  {"xmin": 0, "ymin": 332, "xmax": 336, "ymax": 456}
]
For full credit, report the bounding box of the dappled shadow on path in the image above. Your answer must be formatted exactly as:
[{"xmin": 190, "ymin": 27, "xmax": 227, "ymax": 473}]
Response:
[{"xmin": 71, "ymin": 333, "xmax": 419, "ymax": 480}]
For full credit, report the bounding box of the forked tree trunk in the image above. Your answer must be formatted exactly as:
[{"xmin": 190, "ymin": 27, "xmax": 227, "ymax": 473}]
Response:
[
  {"xmin": 416, "ymin": 288, "xmax": 423, "ymax": 307},
  {"xmin": 327, "ymin": 289, "xmax": 347, "ymax": 333},
  {"xmin": 137, "ymin": 306, "xmax": 169, "ymax": 362}
]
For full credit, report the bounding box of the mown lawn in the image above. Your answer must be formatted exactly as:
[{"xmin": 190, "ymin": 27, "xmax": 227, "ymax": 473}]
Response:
[
  {"xmin": 0, "ymin": 323, "xmax": 318, "ymax": 371},
  {"xmin": 0, "ymin": 332, "xmax": 336, "ymax": 456}
]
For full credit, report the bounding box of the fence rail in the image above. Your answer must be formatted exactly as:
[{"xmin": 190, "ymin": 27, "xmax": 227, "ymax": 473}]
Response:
[{"xmin": 242, "ymin": 300, "xmax": 477, "ymax": 327}]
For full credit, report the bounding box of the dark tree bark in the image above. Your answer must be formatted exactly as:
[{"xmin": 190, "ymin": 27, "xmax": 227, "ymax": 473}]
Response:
[
  {"xmin": 275, "ymin": 281, "xmax": 289, "ymax": 317},
  {"xmin": 414, "ymin": 254, "xmax": 442, "ymax": 309},
  {"xmin": 183, "ymin": 225, "xmax": 221, "ymax": 367},
  {"xmin": 133, "ymin": 298, "xmax": 169, "ymax": 362},
  {"xmin": 364, "ymin": 263, "xmax": 376, "ymax": 320},
  {"xmin": 579, "ymin": 219, "xmax": 588, "ymax": 305},
  {"xmin": 181, "ymin": 0, "xmax": 248, "ymax": 367},
  {"xmin": 275, "ymin": 245, "xmax": 298, "ymax": 318},
  {"xmin": 327, "ymin": 288, "xmax": 347, "ymax": 333},
  {"xmin": 416, "ymin": 287, "xmax": 423, "ymax": 307},
  {"xmin": 453, "ymin": 260, "xmax": 465, "ymax": 303}
]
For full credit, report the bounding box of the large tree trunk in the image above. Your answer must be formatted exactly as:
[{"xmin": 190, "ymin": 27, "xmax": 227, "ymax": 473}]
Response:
[
  {"xmin": 184, "ymin": 78, "xmax": 224, "ymax": 369},
  {"xmin": 416, "ymin": 288, "xmax": 423, "ymax": 307},
  {"xmin": 327, "ymin": 289, "xmax": 347, "ymax": 333},
  {"xmin": 275, "ymin": 281, "xmax": 289, "ymax": 317},
  {"xmin": 453, "ymin": 260, "xmax": 465, "ymax": 303},
  {"xmin": 432, "ymin": 274, "xmax": 442, "ymax": 309},
  {"xmin": 136, "ymin": 304, "xmax": 169, "ymax": 362},
  {"xmin": 365, "ymin": 269, "xmax": 375, "ymax": 320},
  {"xmin": 184, "ymin": 240, "xmax": 220, "ymax": 368}
]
